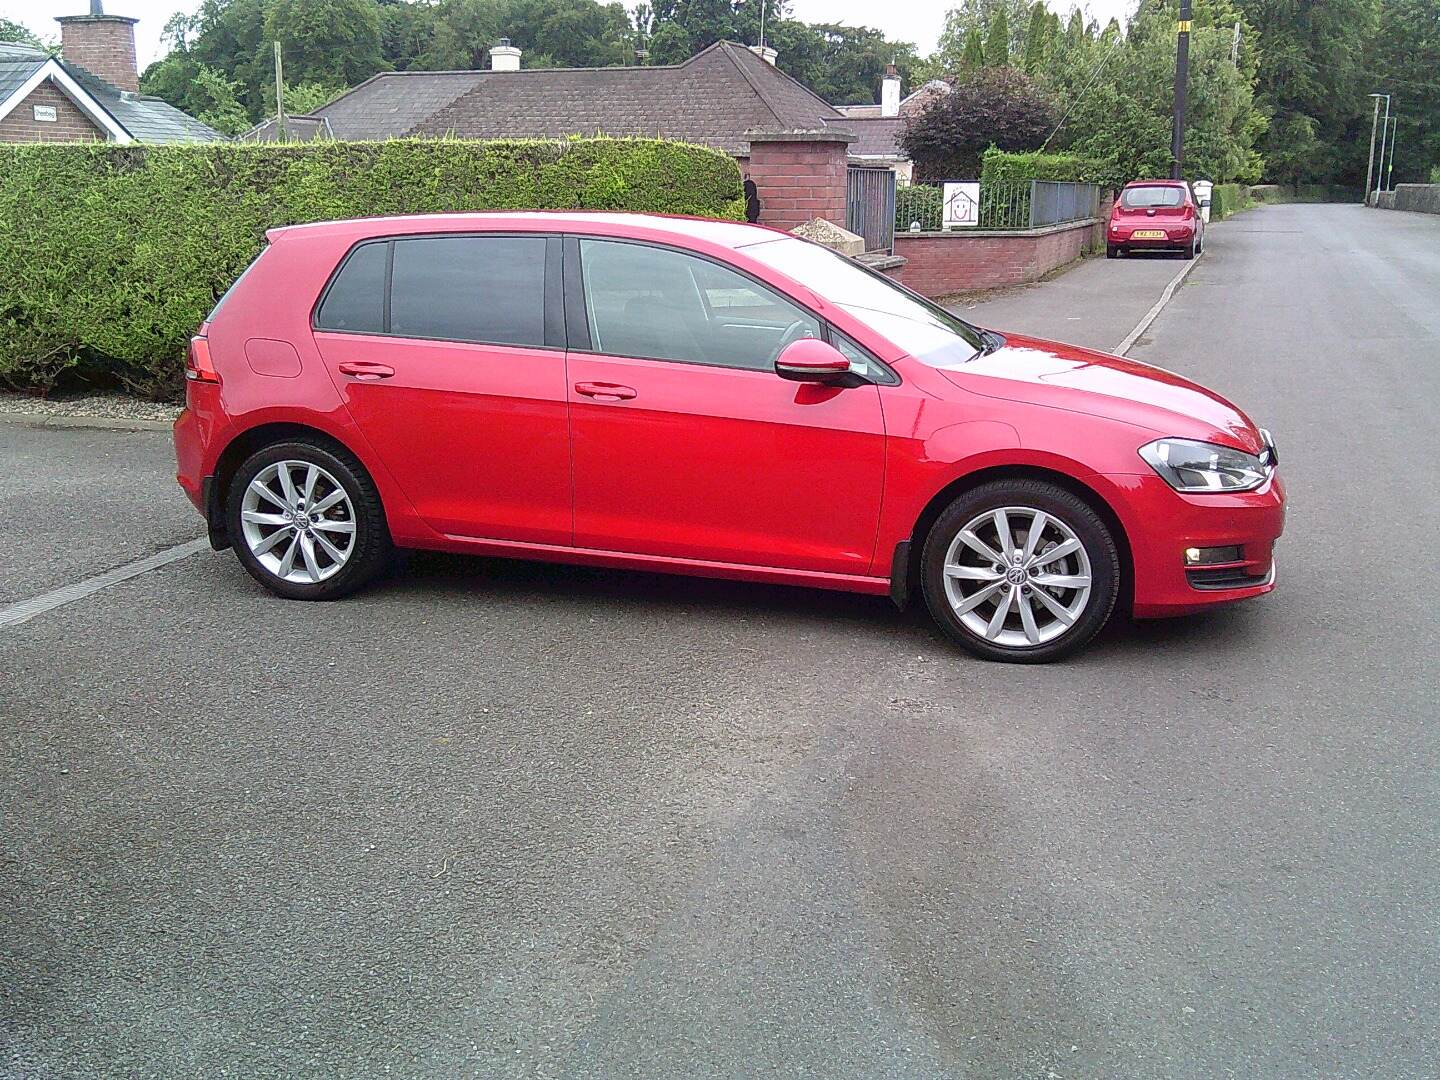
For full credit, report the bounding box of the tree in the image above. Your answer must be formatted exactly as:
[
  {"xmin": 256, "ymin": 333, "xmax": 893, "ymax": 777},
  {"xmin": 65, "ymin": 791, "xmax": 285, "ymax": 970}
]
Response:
[
  {"xmin": 265, "ymin": 0, "xmax": 387, "ymax": 88},
  {"xmin": 1367, "ymin": 0, "xmax": 1440, "ymax": 185},
  {"xmin": 0, "ymin": 17, "xmax": 46, "ymax": 48},
  {"xmin": 1039, "ymin": 0, "xmax": 1265, "ymax": 187},
  {"xmin": 934, "ymin": 0, "xmax": 1030, "ymax": 70},
  {"xmin": 900, "ymin": 65, "xmax": 1058, "ymax": 179},
  {"xmin": 984, "ymin": 7, "xmax": 1010, "ymax": 66},
  {"xmin": 1233, "ymin": 0, "xmax": 1380, "ymax": 184},
  {"xmin": 1022, "ymin": 2, "xmax": 1050, "ymax": 72},
  {"xmin": 961, "ymin": 27, "xmax": 985, "ymax": 70}
]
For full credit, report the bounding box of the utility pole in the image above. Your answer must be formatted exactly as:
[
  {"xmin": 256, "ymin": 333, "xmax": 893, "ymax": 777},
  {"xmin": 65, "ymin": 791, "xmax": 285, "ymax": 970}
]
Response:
[
  {"xmin": 274, "ymin": 40, "xmax": 286, "ymax": 142},
  {"xmin": 1364, "ymin": 94, "xmax": 1383, "ymax": 205},
  {"xmin": 1170, "ymin": 0, "xmax": 1192, "ymax": 180}
]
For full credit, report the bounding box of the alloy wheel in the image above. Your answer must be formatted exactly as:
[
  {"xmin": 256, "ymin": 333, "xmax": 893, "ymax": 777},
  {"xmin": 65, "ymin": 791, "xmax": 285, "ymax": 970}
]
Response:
[
  {"xmin": 239, "ymin": 460, "xmax": 357, "ymax": 584},
  {"xmin": 941, "ymin": 506, "xmax": 1093, "ymax": 648}
]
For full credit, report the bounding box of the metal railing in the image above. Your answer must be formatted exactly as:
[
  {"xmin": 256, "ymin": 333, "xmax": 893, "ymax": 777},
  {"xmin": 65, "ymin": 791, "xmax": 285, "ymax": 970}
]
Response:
[{"xmin": 895, "ymin": 180, "xmax": 1100, "ymax": 232}]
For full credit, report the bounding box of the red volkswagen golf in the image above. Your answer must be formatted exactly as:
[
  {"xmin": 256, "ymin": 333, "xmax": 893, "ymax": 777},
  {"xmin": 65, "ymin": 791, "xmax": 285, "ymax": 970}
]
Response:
[{"xmin": 174, "ymin": 212, "xmax": 1283, "ymax": 662}]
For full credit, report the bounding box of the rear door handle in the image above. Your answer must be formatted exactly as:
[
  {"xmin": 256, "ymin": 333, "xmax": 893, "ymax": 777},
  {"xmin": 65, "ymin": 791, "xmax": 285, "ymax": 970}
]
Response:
[
  {"xmin": 338, "ymin": 361, "xmax": 395, "ymax": 381},
  {"xmin": 575, "ymin": 381, "xmax": 637, "ymax": 401}
]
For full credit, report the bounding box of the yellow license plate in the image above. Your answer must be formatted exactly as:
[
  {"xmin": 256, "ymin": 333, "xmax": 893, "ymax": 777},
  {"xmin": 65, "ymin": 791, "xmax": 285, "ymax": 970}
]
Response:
[{"xmin": 1133, "ymin": 230, "xmax": 1166, "ymax": 239}]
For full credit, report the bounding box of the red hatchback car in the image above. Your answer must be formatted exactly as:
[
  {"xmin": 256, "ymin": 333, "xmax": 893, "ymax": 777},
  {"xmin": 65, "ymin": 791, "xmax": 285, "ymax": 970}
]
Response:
[
  {"xmin": 1108, "ymin": 180, "xmax": 1204, "ymax": 259},
  {"xmin": 174, "ymin": 212, "xmax": 1283, "ymax": 662}
]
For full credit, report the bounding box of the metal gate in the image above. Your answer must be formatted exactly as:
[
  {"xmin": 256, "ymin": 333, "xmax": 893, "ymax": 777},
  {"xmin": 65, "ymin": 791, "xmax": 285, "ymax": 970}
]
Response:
[{"xmin": 846, "ymin": 166, "xmax": 896, "ymax": 254}]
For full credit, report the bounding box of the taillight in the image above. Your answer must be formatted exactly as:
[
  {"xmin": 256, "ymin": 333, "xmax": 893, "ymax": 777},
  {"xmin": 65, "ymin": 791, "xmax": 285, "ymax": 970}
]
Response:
[{"xmin": 186, "ymin": 335, "xmax": 220, "ymax": 384}]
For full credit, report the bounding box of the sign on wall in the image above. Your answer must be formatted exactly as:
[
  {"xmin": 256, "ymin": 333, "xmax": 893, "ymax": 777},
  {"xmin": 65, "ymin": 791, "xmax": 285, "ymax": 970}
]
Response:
[
  {"xmin": 942, "ymin": 182, "xmax": 981, "ymax": 228},
  {"xmin": 33, "ymin": 105, "xmax": 58, "ymax": 123}
]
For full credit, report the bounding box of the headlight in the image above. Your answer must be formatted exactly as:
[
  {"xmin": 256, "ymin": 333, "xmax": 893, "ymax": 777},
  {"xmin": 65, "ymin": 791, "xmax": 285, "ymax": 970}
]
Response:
[{"xmin": 1139, "ymin": 438, "xmax": 1269, "ymax": 493}]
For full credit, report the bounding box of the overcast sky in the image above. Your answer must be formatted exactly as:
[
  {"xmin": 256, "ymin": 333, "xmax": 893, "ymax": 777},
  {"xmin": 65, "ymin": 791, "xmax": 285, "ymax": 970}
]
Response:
[{"xmin": 3, "ymin": 0, "xmax": 1136, "ymax": 73}]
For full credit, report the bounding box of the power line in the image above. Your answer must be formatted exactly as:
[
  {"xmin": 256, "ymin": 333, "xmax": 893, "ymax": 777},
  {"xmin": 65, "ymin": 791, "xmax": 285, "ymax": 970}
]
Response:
[{"xmin": 1038, "ymin": 30, "xmax": 1128, "ymax": 153}]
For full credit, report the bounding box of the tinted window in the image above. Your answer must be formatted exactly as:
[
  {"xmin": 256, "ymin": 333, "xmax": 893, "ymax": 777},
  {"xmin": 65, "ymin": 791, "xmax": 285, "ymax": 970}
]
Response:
[
  {"xmin": 579, "ymin": 239, "xmax": 820, "ymax": 371},
  {"xmin": 1121, "ymin": 186, "xmax": 1185, "ymax": 209},
  {"xmin": 315, "ymin": 241, "xmax": 386, "ymax": 333},
  {"xmin": 390, "ymin": 236, "xmax": 547, "ymax": 346}
]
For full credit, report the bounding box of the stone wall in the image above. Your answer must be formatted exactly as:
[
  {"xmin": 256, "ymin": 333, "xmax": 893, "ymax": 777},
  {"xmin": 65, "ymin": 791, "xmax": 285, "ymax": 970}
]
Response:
[{"xmin": 1391, "ymin": 184, "xmax": 1440, "ymax": 215}]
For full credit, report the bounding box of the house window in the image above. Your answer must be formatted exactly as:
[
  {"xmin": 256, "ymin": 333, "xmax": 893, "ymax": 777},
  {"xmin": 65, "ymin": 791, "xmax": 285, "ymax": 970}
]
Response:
[{"xmin": 33, "ymin": 105, "xmax": 58, "ymax": 123}]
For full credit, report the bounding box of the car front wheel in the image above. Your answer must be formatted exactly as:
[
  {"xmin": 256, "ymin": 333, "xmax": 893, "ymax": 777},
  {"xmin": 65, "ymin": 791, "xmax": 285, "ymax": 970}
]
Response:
[
  {"xmin": 920, "ymin": 480, "xmax": 1121, "ymax": 663},
  {"xmin": 227, "ymin": 439, "xmax": 391, "ymax": 600}
]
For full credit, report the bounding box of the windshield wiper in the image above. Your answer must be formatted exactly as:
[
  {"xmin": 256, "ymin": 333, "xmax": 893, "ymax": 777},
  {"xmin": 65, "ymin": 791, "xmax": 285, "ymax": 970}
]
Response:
[{"xmin": 973, "ymin": 328, "xmax": 1006, "ymax": 358}]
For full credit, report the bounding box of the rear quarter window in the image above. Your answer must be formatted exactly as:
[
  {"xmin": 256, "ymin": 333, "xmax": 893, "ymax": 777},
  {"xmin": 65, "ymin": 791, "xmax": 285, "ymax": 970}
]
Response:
[{"xmin": 314, "ymin": 241, "xmax": 388, "ymax": 334}]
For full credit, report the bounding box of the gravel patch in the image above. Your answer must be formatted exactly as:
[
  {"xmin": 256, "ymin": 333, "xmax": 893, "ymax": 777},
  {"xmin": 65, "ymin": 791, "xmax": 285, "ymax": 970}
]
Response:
[{"xmin": 0, "ymin": 391, "xmax": 180, "ymax": 423}]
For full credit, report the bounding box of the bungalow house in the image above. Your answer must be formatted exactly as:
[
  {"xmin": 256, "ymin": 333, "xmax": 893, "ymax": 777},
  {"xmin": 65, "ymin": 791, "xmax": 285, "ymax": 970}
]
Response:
[
  {"xmin": 0, "ymin": 2, "xmax": 220, "ymax": 144},
  {"xmin": 245, "ymin": 41, "xmax": 844, "ymax": 165}
]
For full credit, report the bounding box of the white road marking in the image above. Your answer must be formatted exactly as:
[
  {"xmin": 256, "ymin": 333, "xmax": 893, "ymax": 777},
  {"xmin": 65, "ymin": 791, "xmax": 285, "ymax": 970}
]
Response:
[
  {"xmin": 0, "ymin": 538, "xmax": 209, "ymax": 630},
  {"xmin": 1114, "ymin": 251, "xmax": 1204, "ymax": 356}
]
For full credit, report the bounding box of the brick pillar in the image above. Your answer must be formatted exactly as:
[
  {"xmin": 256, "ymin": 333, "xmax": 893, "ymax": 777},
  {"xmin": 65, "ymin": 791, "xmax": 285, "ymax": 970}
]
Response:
[
  {"xmin": 744, "ymin": 130, "xmax": 857, "ymax": 232},
  {"xmin": 55, "ymin": 12, "xmax": 140, "ymax": 93}
]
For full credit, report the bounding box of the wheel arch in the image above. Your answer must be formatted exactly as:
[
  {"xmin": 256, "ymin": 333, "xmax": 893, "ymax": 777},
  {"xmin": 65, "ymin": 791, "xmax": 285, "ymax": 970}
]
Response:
[
  {"xmin": 892, "ymin": 464, "xmax": 1134, "ymax": 615},
  {"xmin": 207, "ymin": 422, "xmax": 365, "ymax": 550}
]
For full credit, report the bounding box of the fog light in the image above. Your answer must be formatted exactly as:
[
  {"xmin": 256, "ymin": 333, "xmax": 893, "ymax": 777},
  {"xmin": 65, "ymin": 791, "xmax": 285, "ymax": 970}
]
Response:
[{"xmin": 1184, "ymin": 545, "xmax": 1244, "ymax": 566}]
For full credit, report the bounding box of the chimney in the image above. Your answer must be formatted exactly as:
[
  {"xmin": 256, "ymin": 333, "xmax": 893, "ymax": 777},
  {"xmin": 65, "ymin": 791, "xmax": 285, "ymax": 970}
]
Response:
[
  {"xmin": 880, "ymin": 62, "xmax": 901, "ymax": 118},
  {"xmin": 489, "ymin": 37, "xmax": 521, "ymax": 71},
  {"xmin": 748, "ymin": 44, "xmax": 778, "ymax": 66},
  {"xmin": 55, "ymin": 0, "xmax": 139, "ymax": 94}
]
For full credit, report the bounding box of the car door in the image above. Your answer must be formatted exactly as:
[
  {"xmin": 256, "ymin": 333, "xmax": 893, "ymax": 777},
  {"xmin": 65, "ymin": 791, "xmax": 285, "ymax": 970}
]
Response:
[
  {"xmin": 564, "ymin": 236, "xmax": 886, "ymax": 575},
  {"xmin": 312, "ymin": 233, "xmax": 573, "ymax": 545}
]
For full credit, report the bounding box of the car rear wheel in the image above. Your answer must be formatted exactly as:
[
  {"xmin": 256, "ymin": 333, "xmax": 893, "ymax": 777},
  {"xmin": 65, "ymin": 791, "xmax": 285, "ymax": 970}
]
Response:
[
  {"xmin": 920, "ymin": 480, "xmax": 1121, "ymax": 663},
  {"xmin": 1106, "ymin": 245, "xmax": 1121, "ymax": 259},
  {"xmin": 227, "ymin": 439, "xmax": 391, "ymax": 600}
]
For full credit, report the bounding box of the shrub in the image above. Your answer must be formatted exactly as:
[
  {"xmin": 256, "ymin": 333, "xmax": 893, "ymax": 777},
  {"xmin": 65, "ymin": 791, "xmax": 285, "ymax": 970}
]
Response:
[
  {"xmin": 899, "ymin": 67, "xmax": 1058, "ymax": 181},
  {"xmin": 0, "ymin": 137, "xmax": 744, "ymax": 397},
  {"xmin": 979, "ymin": 148, "xmax": 1105, "ymax": 185},
  {"xmin": 895, "ymin": 184, "xmax": 943, "ymax": 230},
  {"xmin": 1209, "ymin": 183, "xmax": 1250, "ymax": 219}
]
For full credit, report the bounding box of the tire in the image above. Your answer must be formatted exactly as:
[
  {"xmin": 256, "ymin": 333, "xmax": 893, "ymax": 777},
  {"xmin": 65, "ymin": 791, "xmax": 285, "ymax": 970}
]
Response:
[
  {"xmin": 1106, "ymin": 245, "xmax": 1120, "ymax": 259},
  {"xmin": 1184, "ymin": 238, "xmax": 1198, "ymax": 259},
  {"xmin": 226, "ymin": 438, "xmax": 392, "ymax": 600},
  {"xmin": 919, "ymin": 479, "xmax": 1121, "ymax": 663}
]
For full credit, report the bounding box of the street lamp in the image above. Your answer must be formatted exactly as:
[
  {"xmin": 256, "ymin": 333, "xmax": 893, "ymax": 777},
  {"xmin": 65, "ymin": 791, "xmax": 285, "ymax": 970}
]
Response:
[
  {"xmin": 1364, "ymin": 93, "xmax": 1388, "ymax": 206},
  {"xmin": 1373, "ymin": 94, "xmax": 1393, "ymax": 203}
]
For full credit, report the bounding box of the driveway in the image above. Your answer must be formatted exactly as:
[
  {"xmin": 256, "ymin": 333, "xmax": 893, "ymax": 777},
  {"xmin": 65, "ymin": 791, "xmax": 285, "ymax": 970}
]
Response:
[{"xmin": 2, "ymin": 203, "xmax": 1437, "ymax": 1079}]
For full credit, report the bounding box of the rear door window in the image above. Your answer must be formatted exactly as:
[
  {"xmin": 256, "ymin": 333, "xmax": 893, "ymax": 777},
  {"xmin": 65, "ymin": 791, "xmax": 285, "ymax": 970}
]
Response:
[{"xmin": 390, "ymin": 236, "xmax": 547, "ymax": 347}]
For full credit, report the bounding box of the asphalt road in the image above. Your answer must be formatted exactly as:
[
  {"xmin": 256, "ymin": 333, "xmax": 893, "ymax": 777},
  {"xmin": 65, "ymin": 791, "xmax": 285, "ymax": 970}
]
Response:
[{"xmin": 2, "ymin": 203, "xmax": 1437, "ymax": 1079}]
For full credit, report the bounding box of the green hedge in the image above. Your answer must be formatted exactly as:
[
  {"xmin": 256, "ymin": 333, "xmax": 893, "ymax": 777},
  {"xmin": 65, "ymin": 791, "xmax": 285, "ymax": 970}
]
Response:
[
  {"xmin": 0, "ymin": 137, "xmax": 744, "ymax": 397},
  {"xmin": 1210, "ymin": 183, "xmax": 1250, "ymax": 219},
  {"xmin": 980, "ymin": 148, "xmax": 1106, "ymax": 185}
]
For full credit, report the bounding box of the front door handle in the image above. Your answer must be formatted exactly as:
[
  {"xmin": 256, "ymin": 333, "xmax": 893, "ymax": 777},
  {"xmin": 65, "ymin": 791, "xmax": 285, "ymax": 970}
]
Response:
[
  {"xmin": 575, "ymin": 381, "xmax": 637, "ymax": 402},
  {"xmin": 338, "ymin": 361, "xmax": 395, "ymax": 381}
]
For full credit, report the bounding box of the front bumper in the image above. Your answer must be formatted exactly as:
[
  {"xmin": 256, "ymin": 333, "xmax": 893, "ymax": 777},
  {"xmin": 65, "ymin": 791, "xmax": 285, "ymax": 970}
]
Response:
[{"xmin": 1104, "ymin": 469, "xmax": 1285, "ymax": 618}]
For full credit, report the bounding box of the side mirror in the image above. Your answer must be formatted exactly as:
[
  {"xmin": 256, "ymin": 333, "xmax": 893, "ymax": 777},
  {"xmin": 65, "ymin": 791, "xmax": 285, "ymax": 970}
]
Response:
[{"xmin": 774, "ymin": 338, "xmax": 853, "ymax": 384}]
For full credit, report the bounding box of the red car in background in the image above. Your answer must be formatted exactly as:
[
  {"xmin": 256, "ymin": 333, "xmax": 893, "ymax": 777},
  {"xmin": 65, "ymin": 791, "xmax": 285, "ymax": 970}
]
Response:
[
  {"xmin": 174, "ymin": 212, "xmax": 1281, "ymax": 663},
  {"xmin": 1108, "ymin": 180, "xmax": 1205, "ymax": 259}
]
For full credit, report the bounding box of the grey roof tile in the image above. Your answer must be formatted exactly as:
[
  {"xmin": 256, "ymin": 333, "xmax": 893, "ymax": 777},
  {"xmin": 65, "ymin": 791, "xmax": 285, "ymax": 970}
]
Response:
[
  {"xmin": 828, "ymin": 117, "xmax": 905, "ymax": 158},
  {"xmin": 311, "ymin": 42, "xmax": 842, "ymax": 155},
  {"xmin": 0, "ymin": 43, "xmax": 222, "ymax": 143}
]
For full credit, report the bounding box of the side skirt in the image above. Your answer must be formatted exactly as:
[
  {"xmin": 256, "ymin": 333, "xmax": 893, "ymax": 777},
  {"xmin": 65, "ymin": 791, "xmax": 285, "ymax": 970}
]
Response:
[{"xmin": 412, "ymin": 533, "xmax": 894, "ymax": 596}]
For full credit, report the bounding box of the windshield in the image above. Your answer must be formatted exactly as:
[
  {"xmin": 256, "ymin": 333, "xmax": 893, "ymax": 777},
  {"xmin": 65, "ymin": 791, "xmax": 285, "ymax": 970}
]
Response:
[
  {"xmin": 741, "ymin": 237, "xmax": 987, "ymax": 368},
  {"xmin": 1121, "ymin": 185, "xmax": 1185, "ymax": 209}
]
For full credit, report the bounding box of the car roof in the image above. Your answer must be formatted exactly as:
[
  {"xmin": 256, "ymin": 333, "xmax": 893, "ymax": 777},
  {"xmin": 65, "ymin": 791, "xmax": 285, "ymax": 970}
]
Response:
[
  {"xmin": 1124, "ymin": 179, "xmax": 1188, "ymax": 187},
  {"xmin": 265, "ymin": 211, "xmax": 785, "ymax": 250}
]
